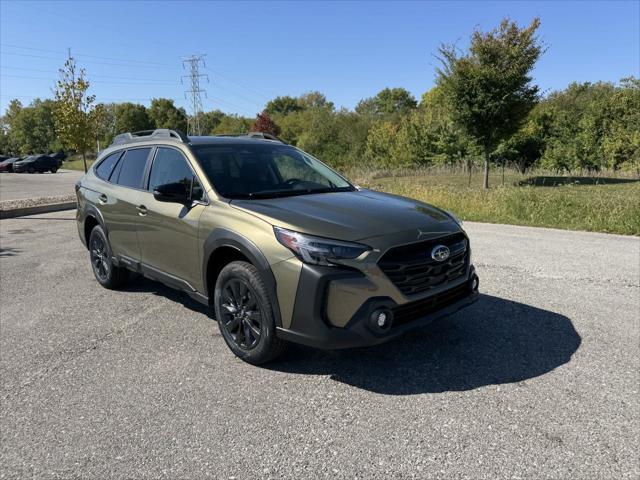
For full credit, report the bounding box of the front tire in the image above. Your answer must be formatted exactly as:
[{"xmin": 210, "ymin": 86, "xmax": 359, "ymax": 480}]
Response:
[
  {"xmin": 214, "ymin": 261, "xmax": 287, "ymax": 365},
  {"xmin": 88, "ymin": 225, "xmax": 129, "ymax": 289},
  {"xmin": 27, "ymin": 166, "xmax": 35, "ymax": 174},
  {"xmin": 50, "ymin": 166, "xmax": 58, "ymax": 173}
]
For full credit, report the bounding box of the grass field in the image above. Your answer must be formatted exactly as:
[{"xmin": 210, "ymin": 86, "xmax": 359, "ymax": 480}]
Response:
[
  {"xmin": 62, "ymin": 156, "xmax": 94, "ymax": 171},
  {"xmin": 356, "ymin": 168, "xmax": 640, "ymax": 236}
]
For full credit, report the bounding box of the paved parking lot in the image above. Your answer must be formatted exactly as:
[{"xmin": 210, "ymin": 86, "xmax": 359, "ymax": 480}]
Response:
[
  {"xmin": 0, "ymin": 169, "xmax": 84, "ymax": 201},
  {"xmin": 0, "ymin": 211, "xmax": 638, "ymax": 479}
]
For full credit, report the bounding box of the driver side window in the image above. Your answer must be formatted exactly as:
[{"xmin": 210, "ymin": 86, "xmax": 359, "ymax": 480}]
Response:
[
  {"xmin": 149, "ymin": 148, "xmax": 204, "ymax": 202},
  {"xmin": 272, "ymin": 154, "xmax": 331, "ymax": 187}
]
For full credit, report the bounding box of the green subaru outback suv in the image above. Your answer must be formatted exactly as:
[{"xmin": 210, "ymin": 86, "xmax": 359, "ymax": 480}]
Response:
[{"xmin": 76, "ymin": 129, "xmax": 479, "ymax": 364}]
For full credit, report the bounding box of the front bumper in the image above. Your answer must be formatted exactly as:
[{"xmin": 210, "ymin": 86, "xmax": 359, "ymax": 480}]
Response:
[{"xmin": 276, "ymin": 264, "xmax": 479, "ymax": 349}]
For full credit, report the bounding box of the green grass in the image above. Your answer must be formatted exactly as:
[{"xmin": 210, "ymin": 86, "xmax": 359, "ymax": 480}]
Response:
[
  {"xmin": 61, "ymin": 154, "xmax": 95, "ymax": 171},
  {"xmin": 359, "ymin": 169, "xmax": 640, "ymax": 236}
]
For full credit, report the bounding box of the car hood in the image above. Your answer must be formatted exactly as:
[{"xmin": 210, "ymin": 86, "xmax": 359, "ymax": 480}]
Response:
[{"xmin": 229, "ymin": 189, "xmax": 460, "ymax": 242}]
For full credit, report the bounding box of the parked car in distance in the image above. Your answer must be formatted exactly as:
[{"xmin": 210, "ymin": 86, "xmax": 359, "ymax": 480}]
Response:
[
  {"xmin": 49, "ymin": 152, "xmax": 67, "ymax": 162},
  {"xmin": 76, "ymin": 129, "xmax": 479, "ymax": 365},
  {"xmin": 13, "ymin": 154, "xmax": 62, "ymax": 173},
  {"xmin": 0, "ymin": 157, "xmax": 24, "ymax": 173}
]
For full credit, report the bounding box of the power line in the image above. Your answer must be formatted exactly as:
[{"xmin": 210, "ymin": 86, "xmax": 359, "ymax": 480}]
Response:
[
  {"xmin": 1, "ymin": 43, "xmax": 180, "ymax": 68},
  {"xmin": 205, "ymin": 96, "xmax": 255, "ymax": 117},
  {"xmin": 0, "ymin": 43, "xmax": 66, "ymax": 54},
  {"xmin": 1, "ymin": 66, "xmax": 180, "ymax": 83},
  {"xmin": 1, "ymin": 45, "xmax": 272, "ymax": 108},
  {"xmin": 204, "ymin": 66, "xmax": 273, "ymax": 102},
  {"xmin": 0, "ymin": 50, "xmax": 181, "ymax": 70},
  {"xmin": 182, "ymin": 54, "xmax": 208, "ymax": 136},
  {"xmin": 74, "ymin": 52, "xmax": 177, "ymax": 67},
  {"xmin": 0, "ymin": 93, "xmax": 181, "ymax": 102},
  {"xmin": 0, "ymin": 73, "xmax": 179, "ymax": 86}
]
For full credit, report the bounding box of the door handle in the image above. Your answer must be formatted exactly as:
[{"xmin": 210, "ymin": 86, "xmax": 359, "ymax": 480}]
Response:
[
  {"xmin": 98, "ymin": 194, "xmax": 107, "ymax": 204},
  {"xmin": 136, "ymin": 204, "xmax": 148, "ymax": 216}
]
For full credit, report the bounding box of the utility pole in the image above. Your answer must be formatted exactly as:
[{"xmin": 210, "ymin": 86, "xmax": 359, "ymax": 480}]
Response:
[{"xmin": 181, "ymin": 54, "xmax": 209, "ymax": 136}]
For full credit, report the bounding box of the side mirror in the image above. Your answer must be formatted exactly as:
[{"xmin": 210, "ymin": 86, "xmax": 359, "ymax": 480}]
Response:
[{"xmin": 153, "ymin": 182, "xmax": 190, "ymax": 204}]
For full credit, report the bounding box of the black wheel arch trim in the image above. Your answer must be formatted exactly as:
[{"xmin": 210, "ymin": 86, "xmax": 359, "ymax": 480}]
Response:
[
  {"xmin": 203, "ymin": 228, "xmax": 283, "ymax": 327},
  {"xmin": 82, "ymin": 204, "xmax": 108, "ymax": 248}
]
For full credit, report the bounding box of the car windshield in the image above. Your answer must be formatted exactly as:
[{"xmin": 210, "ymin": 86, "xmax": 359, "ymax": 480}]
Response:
[{"xmin": 192, "ymin": 143, "xmax": 354, "ymax": 199}]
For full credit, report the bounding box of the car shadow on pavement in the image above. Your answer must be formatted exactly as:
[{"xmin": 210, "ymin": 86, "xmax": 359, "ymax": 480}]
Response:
[
  {"xmin": 267, "ymin": 294, "xmax": 582, "ymax": 394},
  {"xmin": 122, "ymin": 275, "xmax": 211, "ymax": 316}
]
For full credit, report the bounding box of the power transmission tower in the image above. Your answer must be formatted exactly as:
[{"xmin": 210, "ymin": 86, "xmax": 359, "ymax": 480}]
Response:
[{"xmin": 181, "ymin": 54, "xmax": 209, "ymax": 136}]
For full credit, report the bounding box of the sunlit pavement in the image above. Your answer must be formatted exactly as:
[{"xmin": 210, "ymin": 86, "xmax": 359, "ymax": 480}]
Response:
[{"xmin": 1, "ymin": 210, "xmax": 638, "ymax": 479}]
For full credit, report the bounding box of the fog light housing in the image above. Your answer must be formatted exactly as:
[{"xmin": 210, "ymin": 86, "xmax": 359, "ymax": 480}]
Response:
[
  {"xmin": 471, "ymin": 274, "xmax": 479, "ymax": 292},
  {"xmin": 370, "ymin": 308, "xmax": 393, "ymax": 333}
]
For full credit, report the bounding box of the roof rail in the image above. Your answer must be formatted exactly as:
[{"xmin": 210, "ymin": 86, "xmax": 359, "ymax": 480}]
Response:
[
  {"xmin": 110, "ymin": 129, "xmax": 189, "ymax": 147},
  {"xmin": 245, "ymin": 131, "xmax": 285, "ymax": 143}
]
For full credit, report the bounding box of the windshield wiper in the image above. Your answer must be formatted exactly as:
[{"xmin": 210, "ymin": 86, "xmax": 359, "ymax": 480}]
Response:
[{"xmin": 223, "ymin": 186, "xmax": 355, "ymax": 200}]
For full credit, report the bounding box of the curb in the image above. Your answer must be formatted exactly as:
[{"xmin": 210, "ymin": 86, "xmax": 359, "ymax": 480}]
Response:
[{"xmin": 0, "ymin": 202, "xmax": 77, "ymax": 219}]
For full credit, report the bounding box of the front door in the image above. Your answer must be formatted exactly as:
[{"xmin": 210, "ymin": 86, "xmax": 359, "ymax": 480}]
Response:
[{"xmin": 136, "ymin": 147, "xmax": 206, "ymax": 291}]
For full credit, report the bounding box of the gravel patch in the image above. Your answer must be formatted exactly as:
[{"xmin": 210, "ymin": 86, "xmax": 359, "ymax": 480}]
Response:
[{"xmin": 0, "ymin": 194, "xmax": 76, "ymax": 212}]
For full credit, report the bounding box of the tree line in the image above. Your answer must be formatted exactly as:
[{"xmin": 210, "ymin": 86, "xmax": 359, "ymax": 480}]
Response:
[{"xmin": 1, "ymin": 18, "xmax": 638, "ymax": 183}]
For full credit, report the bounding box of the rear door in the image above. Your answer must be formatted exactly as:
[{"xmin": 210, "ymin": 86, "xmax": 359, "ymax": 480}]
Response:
[
  {"xmin": 136, "ymin": 146, "xmax": 206, "ymax": 291},
  {"xmin": 95, "ymin": 147, "xmax": 152, "ymax": 264}
]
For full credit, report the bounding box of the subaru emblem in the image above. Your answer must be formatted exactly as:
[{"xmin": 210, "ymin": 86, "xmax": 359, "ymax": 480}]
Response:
[{"xmin": 431, "ymin": 245, "xmax": 450, "ymax": 262}]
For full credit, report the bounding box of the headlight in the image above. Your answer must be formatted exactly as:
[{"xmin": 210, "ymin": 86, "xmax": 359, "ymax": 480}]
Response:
[
  {"xmin": 274, "ymin": 227, "xmax": 371, "ymax": 266},
  {"xmin": 447, "ymin": 211, "xmax": 463, "ymax": 226}
]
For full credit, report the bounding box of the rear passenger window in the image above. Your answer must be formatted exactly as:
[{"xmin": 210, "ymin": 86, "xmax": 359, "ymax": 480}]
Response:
[
  {"xmin": 95, "ymin": 151, "xmax": 122, "ymax": 180},
  {"xmin": 114, "ymin": 148, "xmax": 151, "ymax": 189}
]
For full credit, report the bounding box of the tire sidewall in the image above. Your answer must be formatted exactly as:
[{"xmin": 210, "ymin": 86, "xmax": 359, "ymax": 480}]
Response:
[
  {"xmin": 214, "ymin": 262, "xmax": 277, "ymax": 364},
  {"xmin": 88, "ymin": 225, "xmax": 115, "ymax": 287}
]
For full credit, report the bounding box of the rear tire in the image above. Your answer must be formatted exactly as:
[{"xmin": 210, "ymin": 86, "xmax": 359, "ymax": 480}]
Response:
[
  {"xmin": 214, "ymin": 261, "xmax": 288, "ymax": 365},
  {"xmin": 50, "ymin": 166, "xmax": 58, "ymax": 173},
  {"xmin": 88, "ymin": 225, "xmax": 129, "ymax": 289}
]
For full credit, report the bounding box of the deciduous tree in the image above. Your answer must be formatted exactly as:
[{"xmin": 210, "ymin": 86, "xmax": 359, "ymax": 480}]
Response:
[
  {"xmin": 113, "ymin": 102, "xmax": 153, "ymax": 135},
  {"xmin": 265, "ymin": 96, "xmax": 302, "ymax": 116},
  {"xmin": 356, "ymin": 87, "xmax": 417, "ymax": 118},
  {"xmin": 252, "ymin": 111, "xmax": 281, "ymax": 136},
  {"xmin": 437, "ymin": 18, "xmax": 544, "ymax": 188},
  {"xmin": 148, "ymin": 98, "xmax": 188, "ymax": 133},
  {"xmin": 54, "ymin": 57, "xmax": 96, "ymax": 172}
]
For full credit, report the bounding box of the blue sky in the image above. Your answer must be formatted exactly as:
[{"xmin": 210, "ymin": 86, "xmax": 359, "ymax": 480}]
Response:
[{"xmin": 1, "ymin": 0, "xmax": 638, "ymax": 116}]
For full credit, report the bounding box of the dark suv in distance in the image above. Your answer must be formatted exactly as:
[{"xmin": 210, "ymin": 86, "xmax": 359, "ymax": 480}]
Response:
[
  {"xmin": 76, "ymin": 129, "xmax": 479, "ymax": 364},
  {"xmin": 13, "ymin": 154, "xmax": 62, "ymax": 173}
]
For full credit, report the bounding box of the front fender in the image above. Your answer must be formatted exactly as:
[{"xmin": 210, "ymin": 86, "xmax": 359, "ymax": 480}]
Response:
[{"xmin": 202, "ymin": 228, "xmax": 283, "ymax": 328}]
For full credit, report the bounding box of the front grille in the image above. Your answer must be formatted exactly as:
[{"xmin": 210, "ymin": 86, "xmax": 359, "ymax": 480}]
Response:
[
  {"xmin": 392, "ymin": 282, "xmax": 470, "ymax": 327},
  {"xmin": 378, "ymin": 233, "xmax": 468, "ymax": 295}
]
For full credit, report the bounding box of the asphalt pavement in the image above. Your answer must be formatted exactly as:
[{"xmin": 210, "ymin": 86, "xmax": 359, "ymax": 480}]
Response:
[
  {"xmin": 0, "ymin": 211, "xmax": 638, "ymax": 479},
  {"xmin": 0, "ymin": 169, "xmax": 84, "ymax": 201}
]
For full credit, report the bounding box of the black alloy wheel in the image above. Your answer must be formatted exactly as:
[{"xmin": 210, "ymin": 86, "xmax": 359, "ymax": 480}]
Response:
[
  {"xmin": 90, "ymin": 233, "xmax": 110, "ymax": 282},
  {"xmin": 219, "ymin": 278, "xmax": 263, "ymax": 350}
]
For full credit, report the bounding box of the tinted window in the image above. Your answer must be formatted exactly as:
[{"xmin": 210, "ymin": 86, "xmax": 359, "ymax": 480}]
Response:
[
  {"xmin": 149, "ymin": 148, "xmax": 204, "ymax": 201},
  {"xmin": 192, "ymin": 144, "xmax": 353, "ymax": 199},
  {"xmin": 95, "ymin": 151, "xmax": 122, "ymax": 180},
  {"xmin": 114, "ymin": 148, "xmax": 150, "ymax": 189}
]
